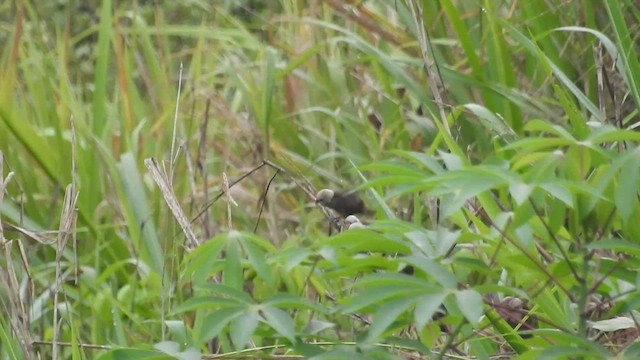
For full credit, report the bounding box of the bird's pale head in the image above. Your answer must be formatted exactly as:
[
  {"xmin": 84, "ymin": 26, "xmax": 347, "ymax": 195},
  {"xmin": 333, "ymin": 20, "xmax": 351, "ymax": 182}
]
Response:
[{"xmin": 315, "ymin": 188, "xmax": 335, "ymax": 205}]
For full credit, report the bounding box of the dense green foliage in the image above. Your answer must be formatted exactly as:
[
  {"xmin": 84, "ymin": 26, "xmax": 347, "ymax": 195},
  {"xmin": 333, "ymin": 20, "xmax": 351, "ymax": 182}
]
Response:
[{"xmin": 1, "ymin": 1, "xmax": 640, "ymax": 359}]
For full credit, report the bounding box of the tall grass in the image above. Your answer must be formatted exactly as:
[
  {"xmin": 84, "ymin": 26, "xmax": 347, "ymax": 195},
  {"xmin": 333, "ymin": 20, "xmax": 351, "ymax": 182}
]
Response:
[{"xmin": 1, "ymin": 1, "xmax": 639, "ymax": 359}]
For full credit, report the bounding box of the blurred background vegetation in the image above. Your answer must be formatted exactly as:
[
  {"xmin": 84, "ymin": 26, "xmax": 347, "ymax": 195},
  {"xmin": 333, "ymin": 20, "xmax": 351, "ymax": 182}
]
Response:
[{"xmin": 1, "ymin": 0, "xmax": 639, "ymax": 359}]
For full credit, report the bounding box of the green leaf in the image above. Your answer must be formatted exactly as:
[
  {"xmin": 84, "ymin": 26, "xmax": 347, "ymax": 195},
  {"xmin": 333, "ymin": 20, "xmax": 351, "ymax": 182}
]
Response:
[
  {"xmin": 91, "ymin": 0, "xmax": 111, "ymax": 136},
  {"xmin": 261, "ymin": 306, "xmax": 296, "ymax": 343},
  {"xmin": 365, "ymin": 296, "xmax": 415, "ymax": 342},
  {"xmin": 588, "ymin": 239, "xmax": 640, "ymax": 258},
  {"xmin": 603, "ymin": 1, "xmax": 640, "ymax": 112},
  {"xmin": 438, "ymin": 151, "xmax": 464, "ymax": 171},
  {"xmin": 154, "ymin": 341, "xmax": 201, "ymax": 360},
  {"xmin": 391, "ymin": 150, "xmax": 445, "ymax": 174},
  {"xmin": 182, "ymin": 234, "xmax": 226, "ymax": 285},
  {"xmin": 534, "ymin": 329, "xmax": 610, "ymax": 355},
  {"xmin": 323, "ymin": 230, "xmax": 410, "ymax": 254},
  {"xmin": 538, "ymin": 182, "xmax": 574, "ymax": 207},
  {"xmin": 230, "ymin": 308, "xmax": 259, "ymax": 350},
  {"xmin": 535, "ymin": 289, "xmax": 572, "ymax": 330},
  {"xmin": 197, "ymin": 306, "xmax": 245, "ymax": 343},
  {"xmin": 154, "ymin": 341, "xmax": 179, "ymax": 355},
  {"xmin": 615, "ymin": 149, "xmax": 640, "ymax": 222},
  {"xmin": 454, "ymin": 289, "xmax": 483, "ymax": 326},
  {"xmin": 263, "ymin": 293, "xmax": 329, "ymax": 313},
  {"xmin": 118, "ymin": 153, "xmax": 163, "ymax": 274},
  {"xmin": 384, "ymin": 337, "xmax": 432, "ymax": 356},
  {"xmin": 336, "ymin": 285, "xmax": 427, "ymax": 314},
  {"xmin": 403, "ymin": 255, "xmax": 458, "ymax": 289},
  {"xmin": 196, "ymin": 284, "xmax": 255, "ymax": 304},
  {"xmin": 623, "ymin": 342, "xmax": 640, "ymax": 358},
  {"xmin": 414, "ymin": 294, "xmax": 447, "ymax": 330},
  {"xmin": 96, "ymin": 349, "xmax": 168, "ymax": 360},
  {"xmin": 463, "ymin": 103, "xmax": 515, "ymax": 138},
  {"xmin": 223, "ymin": 234, "xmax": 243, "ymax": 290},
  {"xmin": 240, "ymin": 234, "xmax": 274, "ymax": 288},
  {"xmin": 509, "ymin": 182, "xmax": 532, "ymax": 206},
  {"xmin": 304, "ymin": 319, "xmax": 335, "ymax": 335},
  {"xmin": 171, "ymin": 296, "xmax": 243, "ymax": 315}
]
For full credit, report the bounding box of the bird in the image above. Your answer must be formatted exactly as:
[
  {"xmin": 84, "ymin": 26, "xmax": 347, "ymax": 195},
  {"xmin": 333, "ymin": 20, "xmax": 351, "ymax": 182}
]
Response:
[{"xmin": 315, "ymin": 189, "xmax": 369, "ymax": 217}]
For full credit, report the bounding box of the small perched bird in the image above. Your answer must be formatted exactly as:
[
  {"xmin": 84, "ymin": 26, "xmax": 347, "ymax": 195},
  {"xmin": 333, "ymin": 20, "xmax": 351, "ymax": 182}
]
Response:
[{"xmin": 315, "ymin": 189, "xmax": 369, "ymax": 217}]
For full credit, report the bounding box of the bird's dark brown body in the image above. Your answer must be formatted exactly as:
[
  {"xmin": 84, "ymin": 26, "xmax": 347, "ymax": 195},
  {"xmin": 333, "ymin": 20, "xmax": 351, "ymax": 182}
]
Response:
[{"xmin": 315, "ymin": 189, "xmax": 368, "ymax": 217}]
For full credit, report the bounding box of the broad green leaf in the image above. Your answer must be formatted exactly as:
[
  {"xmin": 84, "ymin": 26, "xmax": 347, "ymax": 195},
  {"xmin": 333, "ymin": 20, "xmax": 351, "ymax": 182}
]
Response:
[
  {"xmin": 196, "ymin": 284, "xmax": 255, "ymax": 304},
  {"xmin": 223, "ymin": 234, "xmax": 243, "ymax": 290},
  {"xmin": 91, "ymin": 0, "xmax": 111, "ymax": 136},
  {"xmin": 118, "ymin": 153, "xmax": 163, "ymax": 274},
  {"xmin": 588, "ymin": 239, "xmax": 640, "ymax": 258},
  {"xmin": 463, "ymin": 103, "xmax": 515, "ymax": 138},
  {"xmin": 261, "ymin": 306, "xmax": 296, "ymax": 343},
  {"xmin": 197, "ymin": 306, "xmax": 245, "ymax": 343},
  {"xmin": 534, "ymin": 329, "xmax": 610, "ymax": 355},
  {"xmin": 438, "ymin": 150, "xmax": 463, "ymax": 171},
  {"xmin": 538, "ymin": 182, "xmax": 574, "ymax": 207},
  {"xmin": 509, "ymin": 182, "xmax": 532, "ymax": 206},
  {"xmin": 164, "ymin": 320, "xmax": 187, "ymax": 346},
  {"xmin": 304, "ymin": 319, "xmax": 335, "ymax": 335},
  {"xmin": 171, "ymin": 296, "xmax": 243, "ymax": 315},
  {"xmin": 240, "ymin": 235, "xmax": 274, "ymax": 288},
  {"xmin": 323, "ymin": 230, "xmax": 410, "ymax": 254},
  {"xmin": 414, "ymin": 294, "xmax": 447, "ymax": 330},
  {"xmin": 336, "ymin": 285, "xmax": 428, "ymax": 314},
  {"xmin": 623, "ymin": 342, "xmax": 640, "ymax": 358},
  {"xmin": 263, "ymin": 293, "xmax": 329, "ymax": 313},
  {"xmin": 391, "ymin": 150, "xmax": 445, "ymax": 174},
  {"xmin": 365, "ymin": 296, "xmax": 415, "ymax": 342},
  {"xmin": 602, "ymin": 2, "xmax": 640, "ymax": 112},
  {"xmin": 454, "ymin": 289, "xmax": 483, "ymax": 326},
  {"xmin": 96, "ymin": 349, "xmax": 169, "ymax": 360},
  {"xmin": 182, "ymin": 234, "xmax": 226, "ymax": 285},
  {"xmin": 403, "ymin": 255, "xmax": 458, "ymax": 289},
  {"xmin": 230, "ymin": 308, "xmax": 259, "ymax": 350},
  {"xmin": 535, "ymin": 289, "xmax": 572, "ymax": 330},
  {"xmin": 614, "ymin": 149, "xmax": 640, "ymax": 222}
]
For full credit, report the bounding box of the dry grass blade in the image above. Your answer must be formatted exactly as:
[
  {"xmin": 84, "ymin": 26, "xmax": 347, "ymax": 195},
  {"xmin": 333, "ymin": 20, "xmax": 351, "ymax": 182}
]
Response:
[
  {"xmin": 1, "ymin": 152, "xmax": 35, "ymax": 359},
  {"xmin": 144, "ymin": 157, "xmax": 200, "ymax": 248},
  {"xmin": 52, "ymin": 183, "xmax": 79, "ymax": 360},
  {"xmin": 222, "ymin": 172, "xmax": 237, "ymax": 230},
  {"xmin": 52, "ymin": 115, "xmax": 79, "ymax": 357},
  {"xmin": 170, "ymin": 62, "xmax": 184, "ymax": 181},
  {"xmin": 0, "ymin": 151, "xmax": 8, "ymax": 241},
  {"xmin": 407, "ymin": 0, "xmax": 451, "ymax": 136},
  {"xmin": 1, "ymin": 222, "xmax": 57, "ymax": 245}
]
